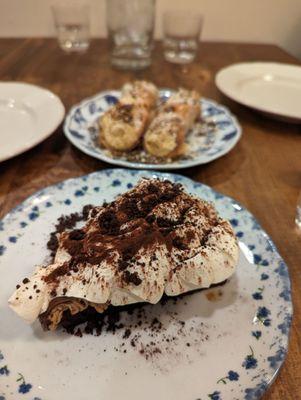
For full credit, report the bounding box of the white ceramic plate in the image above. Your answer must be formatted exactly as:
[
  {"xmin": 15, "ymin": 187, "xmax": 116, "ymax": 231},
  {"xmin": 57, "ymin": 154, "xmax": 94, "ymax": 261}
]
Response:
[
  {"xmin": 64, "ymin": 90, "xmax": 242, "ymax": 170},
  {"xmin": 0, "ymin": 82, "xmax": 65, "ymax": 162},
  {"xmin": 216, "ymin": 62, "xmax": 301, "ymax": 122},
  {"xmin": 0, "ymin": 169, "xmax": 292, "ymax": 400}
]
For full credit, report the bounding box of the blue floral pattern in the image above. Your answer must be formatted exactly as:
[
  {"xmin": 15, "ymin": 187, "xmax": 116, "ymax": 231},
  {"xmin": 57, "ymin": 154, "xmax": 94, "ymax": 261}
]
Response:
[
  {"xmin": 64, "ymin": 90, "xmax": 242, "ymax": 170},
  {"xmin": 242, "ymin": 347, "xmax": 258, "ymax": 370},
  {"xmin": 260, "ymin": 273, "xmax": 269, "ymax": 281},
  {"xmin": 17, "ymin": 374, "xmax": 32, "ymax": 394},
  {"xmin": 252, "ymin": 331, "xmax": 262, "ymax": 340},
  {"xmin": 217, "ymin": 370, "xmax": 239, "ymax": 384},
  {"xmin": 255, "ymin": 306, "xmax": 271, "ymax": 326},
  {"xmin": 244, "ymin": 381, "xmax": 268, "ymax": 400},
  {"xmin": 0, "ymin": 169, "xmax": 292, "ymax": 399},
  {"xmin": 252, "ymin": 286, "xmax": 264, "ymax": 300},
  {"xmin": 0, "ymin": 366, "xmax": 9, "ymax": 376},
  {"xmin": 267, "ymin": 347, "xmax": 286, "ymax": 369},
  {"xmin": 208, "ymin": 391, "xmax": 221, "ymax": 400}
]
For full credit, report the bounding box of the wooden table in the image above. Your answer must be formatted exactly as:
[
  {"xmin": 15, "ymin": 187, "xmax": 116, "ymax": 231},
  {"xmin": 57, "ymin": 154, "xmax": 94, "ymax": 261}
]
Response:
[{"xmin": 0, "ymin": 39, "xmax": 300, "ymax": 399}]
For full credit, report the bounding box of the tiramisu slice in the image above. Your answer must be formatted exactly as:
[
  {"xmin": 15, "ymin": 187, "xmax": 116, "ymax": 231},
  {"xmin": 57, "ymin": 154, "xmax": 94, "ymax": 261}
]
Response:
[{"xmin": 9, "ymin": 179, "xmax": 239, "ymax": 331}]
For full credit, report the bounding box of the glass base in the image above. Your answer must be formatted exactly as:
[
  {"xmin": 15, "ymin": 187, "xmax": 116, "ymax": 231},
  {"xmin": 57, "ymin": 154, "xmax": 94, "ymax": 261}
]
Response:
[
  {"xmin": 296, "ymin": 205, "xmax": 301, "ymax": 229},
  {"xmin": 111, "ymin": 56, "xmax": 151, "ymax": 70},
  {"xmin": 58, "ymin": 40, "xmax": 89, "ymax": 53},
  {"xmin": 164, "ymin": 50, "xmax": 196, "ymax": 64},
  {"xmin": 110, "ymin": 46, "xmax": 152, "ymax": 70}
]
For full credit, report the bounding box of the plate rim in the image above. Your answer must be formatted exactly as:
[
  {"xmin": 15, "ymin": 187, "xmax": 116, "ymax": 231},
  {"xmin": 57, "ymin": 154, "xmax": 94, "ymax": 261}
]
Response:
[
  {"xmin": 0, "ymin": 81, "xmax": 65, "ymax": 163},
  {"xmin": 215, "ymin": 62, "xmax": 301, "ymax": 121},
  {"xmin": 0, "ymin": 168, "xmax": 293, "ymax": 399},
  {"xmin": 63, "ymin": 89, "xmax": 242, "ymax": 170}
]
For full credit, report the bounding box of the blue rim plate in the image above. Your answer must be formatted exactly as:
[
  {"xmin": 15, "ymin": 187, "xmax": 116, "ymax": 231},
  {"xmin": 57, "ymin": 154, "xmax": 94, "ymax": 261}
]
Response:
[
  {"xmin": 0, "ymin": 169, "xmax": 292, "ymax": 400},
  {"xmin": 64, "ymin": 90, "xmax": 242, "ymax": 170}
]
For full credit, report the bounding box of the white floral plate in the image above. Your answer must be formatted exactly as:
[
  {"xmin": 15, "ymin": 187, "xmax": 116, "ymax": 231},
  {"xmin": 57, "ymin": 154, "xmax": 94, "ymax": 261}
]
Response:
[
  {"xmin": 0, "ymin": 169, "xmax": 292, "ymax": 400},
  {"xmin": 64, "ymin": 90, "xmax": 242, "ymax": 170}
]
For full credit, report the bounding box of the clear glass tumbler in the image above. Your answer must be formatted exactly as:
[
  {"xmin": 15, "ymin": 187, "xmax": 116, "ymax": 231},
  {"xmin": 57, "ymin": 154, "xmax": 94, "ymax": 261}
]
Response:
[
  {"xmin": 163, "ymin": 10, "xmax": 203, "ymax": 64},
  {"xmin": 52, "ymin": 1, "xmax": 90, "ymax": 53},
  {"xmin": 296, "ymin": 192, "xmax": 301, "ymax": 229},
  {"xmin": 106, "ymin": 0, "xmax": 156, "ymax": 70}
]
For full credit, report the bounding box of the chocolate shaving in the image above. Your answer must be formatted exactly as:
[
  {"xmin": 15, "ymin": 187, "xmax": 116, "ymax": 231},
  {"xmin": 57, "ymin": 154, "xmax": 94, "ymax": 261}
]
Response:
[
  {"xmin": 123, "ymin": 271, "xmax": 142, "ymax": 286},
  {"xmin": 46, "ymin": 204, "xmax": 95, "ymax": 258},
  {"xmin": 98, "ymin": 210, "xmax": 120, "ymax": 235},
  {"xmin": 69, "ymin": 229, "xmax": 85, "ymax": 241}
]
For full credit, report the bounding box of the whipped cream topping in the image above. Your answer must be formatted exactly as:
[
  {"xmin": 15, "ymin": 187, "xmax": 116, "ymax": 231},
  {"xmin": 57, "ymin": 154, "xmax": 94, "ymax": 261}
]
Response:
[{"xmin": 9, "ymin": 179, "xmax": 239, "ymax": 329}]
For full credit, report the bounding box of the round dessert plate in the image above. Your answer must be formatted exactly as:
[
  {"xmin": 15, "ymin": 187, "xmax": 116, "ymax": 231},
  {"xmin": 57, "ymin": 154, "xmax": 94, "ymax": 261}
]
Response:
[
  {"xmin": 0, "ymin": 82, "xmax": 65, "ymax": 162},
  {"xmin": 0, "ymin": 169, "xmax": 292, "ymax": 400},
  {"xmin": 216, "ymin": 62, "xmax": 301, "ymax": 122},
  {"xmin": 64, "ymin": 90, "xmax": 241, "ymax": 169}
]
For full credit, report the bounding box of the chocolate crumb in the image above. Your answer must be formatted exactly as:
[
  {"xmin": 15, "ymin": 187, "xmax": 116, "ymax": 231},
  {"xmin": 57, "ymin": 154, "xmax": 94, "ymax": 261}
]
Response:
[
  {"xmin": 46, "ymin": 205, "xmax": 95, "ymax": 259},
  {"xmin": 82, "ymin": 204, "xmax": 94, "ymax": 220},
  {"xmin": 69, "ymin": 229, "xmax": 85, "ymax": 241},
  {"xmin": 75, "ymin": 328, "xmax": 83, "ymax": 337},
  {"xmin": 47, "ymin": 233, "xmax": 58, "ymax": 258},
  {"xmin": 172, "ymin": 237, "xmax": 187, "ymax": 250},
  {"xmin": 123, "ymin": 329, "xmax": 131, "ymax": 339},
  {"xmin": 123, "ymin": 271, "xmax": 142, "ymax": 286},
  {"xmin": 145, "ymin": 214, "xmax": 156, "ymax": 224},
  {"xmin": 98, "ymin": 210, "xmax": 120, "ymax": 235}
]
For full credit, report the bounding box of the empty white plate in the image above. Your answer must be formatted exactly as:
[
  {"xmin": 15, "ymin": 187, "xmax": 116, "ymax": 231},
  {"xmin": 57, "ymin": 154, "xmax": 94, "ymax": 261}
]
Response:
[
  {"xmin": 215, "ymin": 62, "xmax": 301, "ymax": 122},
  {"xmin": 0, "ymin": 82, "xmax": 65, "ymax": 162}
]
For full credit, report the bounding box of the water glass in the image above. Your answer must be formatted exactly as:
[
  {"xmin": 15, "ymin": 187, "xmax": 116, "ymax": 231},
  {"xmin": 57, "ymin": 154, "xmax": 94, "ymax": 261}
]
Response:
[
  {"xmin": 106, "ymin": 0, "xmax": 156, "ymax": 70},
  {"xmin": 296, "ymin": 192, "xmax": 301, "ymax": 229},
  {"xmin": 52, "ymin": 1, "xmax": 90, "ymax": 53},
  {"xmin": 163, "ymin": 10, "xmax": 203, "ymax": 64}
]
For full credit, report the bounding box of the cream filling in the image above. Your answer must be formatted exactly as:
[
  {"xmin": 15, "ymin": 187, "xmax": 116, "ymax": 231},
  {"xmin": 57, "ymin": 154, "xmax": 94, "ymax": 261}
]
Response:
[
  {"xmin": 144, "ymin": 130, "xmax": 177, "ymax": 157},
  {"xmin": 144, "ymin": 113, "xmax": 184, "ymax": 157},
  {"xmin": 101, "ymin": 116, "xmax": 140, "ymax": 151}
]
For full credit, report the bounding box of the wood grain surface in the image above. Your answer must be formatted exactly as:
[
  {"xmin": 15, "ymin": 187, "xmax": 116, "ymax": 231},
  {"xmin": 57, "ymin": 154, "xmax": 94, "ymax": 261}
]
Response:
[{"xmin": 0, "ymin": 39, "xmax": 300, "ymax": 399}]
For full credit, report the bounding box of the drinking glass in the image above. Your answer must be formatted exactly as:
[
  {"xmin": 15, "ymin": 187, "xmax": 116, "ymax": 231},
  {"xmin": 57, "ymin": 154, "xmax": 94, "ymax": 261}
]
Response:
[
  {"xmin": 296, "ymin": 192, "xmax": 301, "ymax": 229},
  {"xmin": 52, "ymin": 1, "xmax": 90, "ymax": 53},
  {"xmin": 163, "ymin": 10, "xmax": 203, "ymax": 64},
  {"xmin": 106, "ymin": 0, "xmax": 156, "ymax": 70}
]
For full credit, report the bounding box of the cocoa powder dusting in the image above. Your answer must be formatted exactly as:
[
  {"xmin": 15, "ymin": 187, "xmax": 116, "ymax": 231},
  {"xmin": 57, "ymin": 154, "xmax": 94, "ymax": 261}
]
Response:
[
  {"xmin": 41, "ymin": 178, "xmax": 227, "ymax": 363},
  {"xmin": 57, "ymin": 284, "xmax": 225, "ymax": 362},
  {"xmin": 45, "ymin": 180, "xmax": 195, "ymax": 287},
  {"xmin": 46, "ymin": 204, "xmax": 94, "ymax": 259}
]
